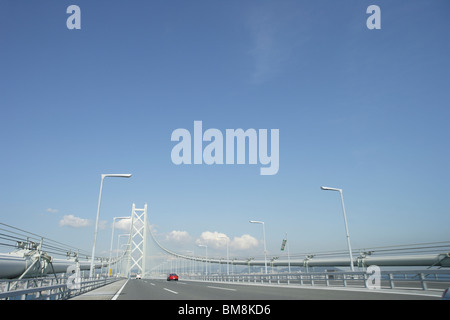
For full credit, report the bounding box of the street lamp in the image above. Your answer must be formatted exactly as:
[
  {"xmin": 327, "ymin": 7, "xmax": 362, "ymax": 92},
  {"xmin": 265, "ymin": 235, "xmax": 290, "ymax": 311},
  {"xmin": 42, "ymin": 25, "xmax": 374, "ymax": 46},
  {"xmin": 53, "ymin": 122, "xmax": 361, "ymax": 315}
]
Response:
[
  {"xmin": 218, "ymin": 235, "xmax": 229, "ymax": 275},
  {"xmin": 185, "ymin": 250, "xmax": 194, "ymax": 276},
  {"xmin": 249, "ymin": 220, "xmax": 268, "ymax": 274},
  {"xmin": 283, "ymin": 232, "xmax": 291, "ymax": 273},
  {"xmin": 108, "ymin": 216, "xmax": 130, "ymax": 276},
  {"xmin": 90, "ymin": 173, "xmax": 132, "ymax": 278},
  {"xmin": 198, "ymin": 244, "xmax": 208, "ymax": 276},
  {"xmin": 321, "ymin": 186, "xmax": 354, "ymax": 271},
  {"xmin": 115, "ymin": 234, "xmax": 130, "ymax": 276}
]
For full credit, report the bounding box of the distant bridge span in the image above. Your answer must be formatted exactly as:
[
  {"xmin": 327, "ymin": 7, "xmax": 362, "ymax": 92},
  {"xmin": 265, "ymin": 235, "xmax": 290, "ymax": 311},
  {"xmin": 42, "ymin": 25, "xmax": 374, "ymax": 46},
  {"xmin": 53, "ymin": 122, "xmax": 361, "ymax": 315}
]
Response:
[
  {"xmin": 1, "ymin": 209, "xmax": 450, "ymax": 280},
  {"xmin": 149, "ymin": 226, "xmax": 450, "ymax": 269}
]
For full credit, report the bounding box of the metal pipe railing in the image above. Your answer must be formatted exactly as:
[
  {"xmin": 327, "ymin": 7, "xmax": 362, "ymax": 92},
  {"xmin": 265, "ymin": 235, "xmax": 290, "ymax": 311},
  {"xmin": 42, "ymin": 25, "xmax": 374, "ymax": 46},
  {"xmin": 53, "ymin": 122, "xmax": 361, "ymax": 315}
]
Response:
[
  {"xmin": 0, "ymin": 276, "xmax": 122, "ymax": 300},
  {"xmin": 183, "ymin": 269, "xmax": 450, "ymax": 292}
]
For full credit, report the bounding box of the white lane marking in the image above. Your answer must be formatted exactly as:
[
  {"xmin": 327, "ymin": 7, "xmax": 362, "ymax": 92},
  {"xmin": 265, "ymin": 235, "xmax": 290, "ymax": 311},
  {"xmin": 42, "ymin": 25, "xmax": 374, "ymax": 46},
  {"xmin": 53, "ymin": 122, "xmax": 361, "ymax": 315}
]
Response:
[
  {"xmin": 163, "ymin": 288, "xmax": 179, "ymax": 294},
  {"xmin": 207, "ymin": 285, "xmax": 237, "ymax": 291},
  {"xmin": 111, "ymin": 279, "xmax": 129, "ymax": 300},
  {"xmin": 150, "ymin": 283, "xmax": 155, "ymax": 286}
]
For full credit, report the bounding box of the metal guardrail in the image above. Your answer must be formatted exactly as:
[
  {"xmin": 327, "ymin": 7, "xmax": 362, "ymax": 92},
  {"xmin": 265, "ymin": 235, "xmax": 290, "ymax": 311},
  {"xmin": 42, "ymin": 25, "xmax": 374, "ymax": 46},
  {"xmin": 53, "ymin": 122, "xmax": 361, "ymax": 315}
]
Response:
[
  {"xmin": 0, "ymin": 276, "xmax": 122, "ymax": 300},
  {"xmin": 186, "ymin": 269, "xmax": 450, "ymax": 292}
]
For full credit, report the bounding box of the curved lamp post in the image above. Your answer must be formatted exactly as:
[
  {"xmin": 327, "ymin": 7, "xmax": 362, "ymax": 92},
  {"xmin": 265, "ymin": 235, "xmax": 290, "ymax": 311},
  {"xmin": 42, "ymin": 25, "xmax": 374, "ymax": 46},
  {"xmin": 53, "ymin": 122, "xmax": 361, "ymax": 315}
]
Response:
[
  {"xmin": 249, "ymin": 220, "xmax": 268, "ymax": 274},
  {"xmin": 89, "ymin": 174, "xmax": 132, "ymax": 278},
  {"xmin": 321, "ymin": 186, "xmax": 354, "ymax": 271}
]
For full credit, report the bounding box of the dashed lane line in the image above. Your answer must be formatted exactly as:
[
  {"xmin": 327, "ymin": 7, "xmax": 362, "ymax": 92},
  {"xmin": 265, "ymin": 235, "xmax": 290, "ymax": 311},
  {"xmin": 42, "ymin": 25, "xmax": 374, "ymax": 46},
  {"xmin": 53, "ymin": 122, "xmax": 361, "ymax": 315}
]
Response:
[
  {"xmin": 207, "ymin": 285, "xmax": 237, "ymax": 291},
  {"xmin": 163, "ymin": 288, "xmax": 179, "ymax": 294}
]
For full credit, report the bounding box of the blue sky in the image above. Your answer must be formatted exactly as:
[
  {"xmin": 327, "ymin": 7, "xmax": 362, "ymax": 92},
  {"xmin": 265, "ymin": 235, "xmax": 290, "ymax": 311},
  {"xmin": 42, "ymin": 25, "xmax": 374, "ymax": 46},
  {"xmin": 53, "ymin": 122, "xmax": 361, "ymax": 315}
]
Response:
[{"xmin": 0, "ymin": 1, "xmax": 449, "ymax": 260}]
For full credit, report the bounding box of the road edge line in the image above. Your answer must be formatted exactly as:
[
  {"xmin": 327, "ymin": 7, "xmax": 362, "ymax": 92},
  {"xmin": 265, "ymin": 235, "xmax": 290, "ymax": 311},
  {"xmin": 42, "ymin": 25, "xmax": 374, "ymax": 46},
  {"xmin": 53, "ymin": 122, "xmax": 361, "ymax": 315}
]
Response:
[{"xmin": 111, "ymin": 279, "xmax": 129, "ymax": 300}]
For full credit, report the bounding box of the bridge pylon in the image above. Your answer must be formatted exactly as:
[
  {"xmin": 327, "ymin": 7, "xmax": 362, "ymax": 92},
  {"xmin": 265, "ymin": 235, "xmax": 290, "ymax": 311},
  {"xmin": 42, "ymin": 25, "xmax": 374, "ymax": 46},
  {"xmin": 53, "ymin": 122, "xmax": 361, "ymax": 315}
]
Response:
[{"xmin": 125, "ymin": 203, "xmax": 148, "ymax": 278}]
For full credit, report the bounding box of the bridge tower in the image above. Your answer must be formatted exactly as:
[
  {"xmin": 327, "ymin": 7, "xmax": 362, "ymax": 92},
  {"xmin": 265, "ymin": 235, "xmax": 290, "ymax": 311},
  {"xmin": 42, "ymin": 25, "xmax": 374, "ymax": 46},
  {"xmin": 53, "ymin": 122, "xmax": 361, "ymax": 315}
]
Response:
[{"xmin": 126, "ymin": 203, "xmax": 148, "ymax": 277}]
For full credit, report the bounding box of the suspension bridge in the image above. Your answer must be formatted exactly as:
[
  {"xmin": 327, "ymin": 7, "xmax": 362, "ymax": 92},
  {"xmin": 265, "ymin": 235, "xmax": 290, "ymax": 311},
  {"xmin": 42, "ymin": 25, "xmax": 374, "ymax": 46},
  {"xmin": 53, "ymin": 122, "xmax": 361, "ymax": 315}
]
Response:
[{"xmin": 0, "ymin": 203, "xmax": 449, "ymax": 300}]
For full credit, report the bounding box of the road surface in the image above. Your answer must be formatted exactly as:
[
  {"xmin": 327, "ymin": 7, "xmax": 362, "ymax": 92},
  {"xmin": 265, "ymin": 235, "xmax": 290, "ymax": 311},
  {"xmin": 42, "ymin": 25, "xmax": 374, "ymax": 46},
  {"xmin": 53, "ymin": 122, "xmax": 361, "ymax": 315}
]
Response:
[{"xmin": 114, "ymin": 278, "xmax": 441, "ymax": 300}]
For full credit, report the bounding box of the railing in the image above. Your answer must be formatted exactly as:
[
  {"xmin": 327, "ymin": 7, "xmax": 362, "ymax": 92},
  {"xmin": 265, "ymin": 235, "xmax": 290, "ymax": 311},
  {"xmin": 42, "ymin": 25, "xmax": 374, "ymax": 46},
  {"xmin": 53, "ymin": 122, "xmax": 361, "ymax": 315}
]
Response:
[
  {"xmin": 186, "ymin": 269, "xmax": 450, "ymax": 292},
  {"xmin": 0, "ymin": 276, "xmax": 122, "ymax": 300}
]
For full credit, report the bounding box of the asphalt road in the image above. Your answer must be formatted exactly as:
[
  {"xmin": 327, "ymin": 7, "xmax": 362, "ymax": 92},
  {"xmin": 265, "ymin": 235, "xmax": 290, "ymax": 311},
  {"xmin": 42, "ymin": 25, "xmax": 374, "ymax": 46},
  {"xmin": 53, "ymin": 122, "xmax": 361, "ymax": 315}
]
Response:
[{"xmin": 115, "ymin": 279, "xmax": 441, "ymax": 300}]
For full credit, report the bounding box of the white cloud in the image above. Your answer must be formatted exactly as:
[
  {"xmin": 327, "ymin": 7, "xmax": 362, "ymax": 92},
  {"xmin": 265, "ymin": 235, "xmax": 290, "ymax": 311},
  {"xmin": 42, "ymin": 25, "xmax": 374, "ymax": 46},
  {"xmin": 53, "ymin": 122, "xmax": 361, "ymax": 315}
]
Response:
[
  {"xmin": 194, "ymin": 231, "xmax": 259, "ymax": 251},
  {"xmin": 195, "ymin": 231, "xmax": 229, "ymax": 249},
  {"xmin": 46, "ymin": 208, "xmax": 59, "ymax": 213},
  {"xmin": 115, "ymin": 218, "xmax": 131, "ymax": 231},
  {"xmin": 230, "ymin": 234, "xmax": 259, "ymax": 250},
  {"xmin": 59, "ymin": 215, "xmax": 91, "ymax": 228},
  {"xmin": 166, "ymin": 230, "xmax": 192, "ymax": 244}
]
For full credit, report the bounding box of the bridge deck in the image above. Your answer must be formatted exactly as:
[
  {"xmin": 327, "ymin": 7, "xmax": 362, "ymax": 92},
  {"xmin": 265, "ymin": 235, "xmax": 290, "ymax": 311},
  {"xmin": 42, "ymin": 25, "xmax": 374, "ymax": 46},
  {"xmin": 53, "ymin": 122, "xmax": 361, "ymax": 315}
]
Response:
[
  {"xmin": 70, "ymin": 278, "xmax": 443, "ymax": 300},
  {"xmin": 69, "ymin": 279, "xmax": 128, "ymax": 300}
]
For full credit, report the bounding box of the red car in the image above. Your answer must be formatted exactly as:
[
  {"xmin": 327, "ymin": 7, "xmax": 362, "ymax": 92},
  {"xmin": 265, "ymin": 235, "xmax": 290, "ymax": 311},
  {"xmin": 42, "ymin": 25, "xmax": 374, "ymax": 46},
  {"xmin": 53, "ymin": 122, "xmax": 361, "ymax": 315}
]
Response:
[{"xmin": 167, "ymin": 273, "xmax": 179, "ymax": 281}]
